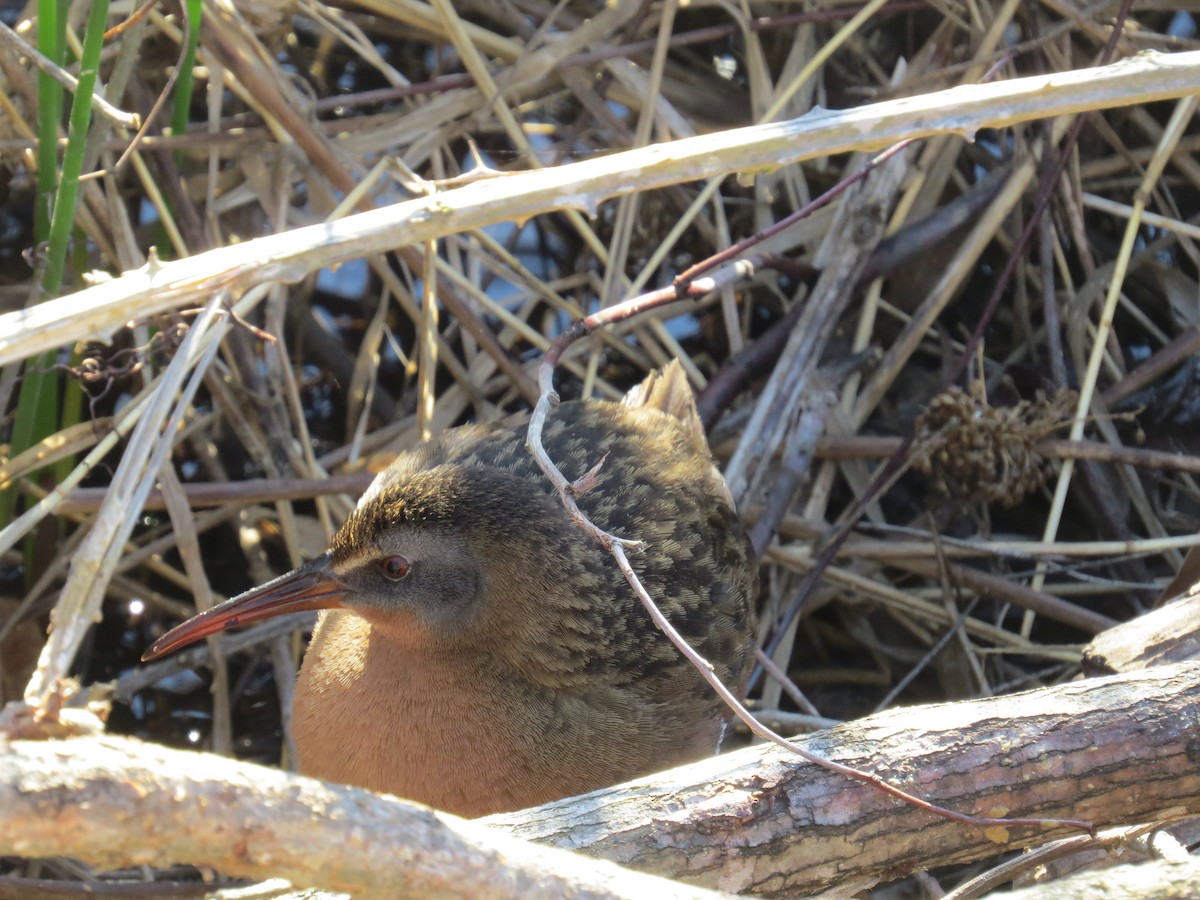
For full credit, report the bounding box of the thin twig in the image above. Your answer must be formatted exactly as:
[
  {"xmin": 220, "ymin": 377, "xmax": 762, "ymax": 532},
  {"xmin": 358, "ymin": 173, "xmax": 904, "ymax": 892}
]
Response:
[
  {"xmin": 0, "ymin": 18, "xmax": 139, "ymax": 128},
  {"xmin": 527, "ymin": 304, "xmax": 1095, "ymax": 838}
]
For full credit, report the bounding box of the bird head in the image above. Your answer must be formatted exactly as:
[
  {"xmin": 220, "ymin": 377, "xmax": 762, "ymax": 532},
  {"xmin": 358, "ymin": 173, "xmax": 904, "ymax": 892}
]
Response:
[{"xmin": 141, "ymin": 464, "xmax": 559, "ymax": 661}]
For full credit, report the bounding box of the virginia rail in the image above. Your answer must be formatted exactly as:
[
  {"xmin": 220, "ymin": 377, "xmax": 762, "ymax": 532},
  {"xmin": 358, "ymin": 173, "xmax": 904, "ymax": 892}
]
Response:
[{"xmin": 143, "ymin": 361, "xmax": 757, "ymax": 816}]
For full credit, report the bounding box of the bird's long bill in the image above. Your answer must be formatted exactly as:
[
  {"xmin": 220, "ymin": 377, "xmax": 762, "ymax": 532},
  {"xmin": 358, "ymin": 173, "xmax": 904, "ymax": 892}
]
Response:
[{"xmin": 141, "ymin": 553, "xmax": 345, "ymax": 662}]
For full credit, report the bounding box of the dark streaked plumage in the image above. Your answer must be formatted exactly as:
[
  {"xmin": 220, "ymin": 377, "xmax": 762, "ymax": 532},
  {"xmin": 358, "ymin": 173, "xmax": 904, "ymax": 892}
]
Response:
[{"xmin": 143, "ymin": 361, "xmax": 757, "ymax": 816}]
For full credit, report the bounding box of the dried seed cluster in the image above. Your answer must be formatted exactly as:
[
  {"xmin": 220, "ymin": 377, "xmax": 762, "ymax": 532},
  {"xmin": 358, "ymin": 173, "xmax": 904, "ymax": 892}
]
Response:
[{"xmin": 915, "ymin": 386, "xmax": 1076, "ymax": 507}]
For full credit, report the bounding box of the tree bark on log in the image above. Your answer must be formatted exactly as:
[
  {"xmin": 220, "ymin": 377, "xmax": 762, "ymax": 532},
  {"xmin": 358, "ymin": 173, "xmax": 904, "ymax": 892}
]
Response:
[
  {"xmin": 1084, "ymin": 590, "xmax": 1200, "ymax": 674},
  {"xmin": 2, "ymin": 661, "xmax": 1198, "ymax": 897},
  {"xmin": 483, "ymin": 660, "xmax": 1200, "ymax": 896}
]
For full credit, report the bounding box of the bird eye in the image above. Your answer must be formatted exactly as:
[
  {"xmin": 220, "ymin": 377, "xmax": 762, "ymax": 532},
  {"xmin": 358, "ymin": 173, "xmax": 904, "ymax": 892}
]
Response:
[{"xmin": 380, "ymin": 556, "xmax": 410, "ymax": 580}]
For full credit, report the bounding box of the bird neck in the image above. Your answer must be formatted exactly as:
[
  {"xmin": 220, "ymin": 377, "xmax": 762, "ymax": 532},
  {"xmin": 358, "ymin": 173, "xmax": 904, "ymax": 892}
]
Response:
[{"xmin": 302, "ymin": 609, "xmax": 495, "ymax": 694}]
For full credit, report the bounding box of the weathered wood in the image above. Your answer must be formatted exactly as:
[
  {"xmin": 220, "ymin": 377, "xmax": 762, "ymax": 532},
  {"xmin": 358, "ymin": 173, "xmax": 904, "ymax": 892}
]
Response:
[
  {"xmin": 1084, "ymin": 591, "xmax": 1200, "ymax": 674},
  {"xmin": 0, "ymin": 727, "xmax": 724, "ymax": 900},
  {"xmin": 485, "ymin": 661, "xmax": 1200, "ymax": 896},
  {"xmin": 1004, "ymin": 857, "xmax": 1200, "ymax": 900}
]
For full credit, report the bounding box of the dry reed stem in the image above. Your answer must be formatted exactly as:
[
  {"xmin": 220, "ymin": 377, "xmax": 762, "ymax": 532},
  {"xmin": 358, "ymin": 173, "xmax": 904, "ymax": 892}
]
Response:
[{"xmin": 2, "ymin": 52, "xmax": 1198, "ymax": 368}]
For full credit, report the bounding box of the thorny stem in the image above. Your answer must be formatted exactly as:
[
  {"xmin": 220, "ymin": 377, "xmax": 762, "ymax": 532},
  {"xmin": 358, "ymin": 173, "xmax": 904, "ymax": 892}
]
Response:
[
  {"xmin": 530, "ymin": 340, "xmax": 1094, "ymax": 835},
  {"xmin": 527, "ymin": 275, "xmax": 1095, "ymax": 839},
  {"xmin": 527, "ymin": 258, "xmax": 761, "ymax": 549},
  {"xmin": 606, "ymin": 540, "xmax": 1093, "ymax": 835},
  {"xmin": 673, "ymin": 140, "xmax": 912, "ymax": 293}
]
